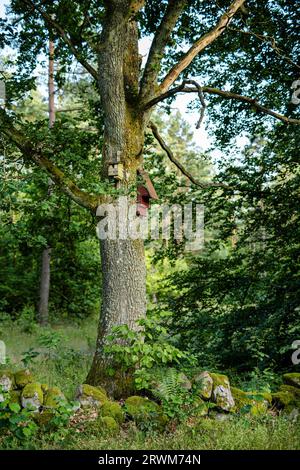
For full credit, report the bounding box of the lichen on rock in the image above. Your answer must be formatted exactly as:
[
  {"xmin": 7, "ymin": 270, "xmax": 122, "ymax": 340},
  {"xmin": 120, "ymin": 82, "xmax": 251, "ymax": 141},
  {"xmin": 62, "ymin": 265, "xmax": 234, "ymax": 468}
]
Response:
[
  {"xmin": 210, "ymin": 373, "xmax": 235, "ymax": 412},
  {"xmin": 75, "ymin": 384, "xmax": 108, "ymax": 408},
  {"xmin": 14, "ymin": 369, "xmax": 34, "ymax": 389},
  {"xmin": 21, "ymin": 382, "xmax": 43, "ymax": 411},
  {"xmin": 231, "ymin": 387, "xmax": 270, "ymax": 415}
]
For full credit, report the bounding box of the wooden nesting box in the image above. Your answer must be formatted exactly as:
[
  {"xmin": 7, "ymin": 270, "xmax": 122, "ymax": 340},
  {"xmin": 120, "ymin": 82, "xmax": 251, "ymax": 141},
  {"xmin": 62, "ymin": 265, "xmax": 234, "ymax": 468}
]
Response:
[
  {"xmin": 136, "ymin": 168, "xmax": 158, "ymax": 217},
  {"xmin": 108, "ymin": 150, "xmax": 124, "ymax": 180}
]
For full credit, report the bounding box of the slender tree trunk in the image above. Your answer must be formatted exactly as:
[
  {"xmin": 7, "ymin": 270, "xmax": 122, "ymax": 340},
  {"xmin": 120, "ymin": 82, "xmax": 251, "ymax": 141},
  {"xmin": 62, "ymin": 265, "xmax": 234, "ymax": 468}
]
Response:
[
  {"xmin": 38, "ymin": 38, "xmax": 55, "ymax": 326},
  {"xmin": 87, "ymin": 5, "xmax": 148, "ymax": 395}
]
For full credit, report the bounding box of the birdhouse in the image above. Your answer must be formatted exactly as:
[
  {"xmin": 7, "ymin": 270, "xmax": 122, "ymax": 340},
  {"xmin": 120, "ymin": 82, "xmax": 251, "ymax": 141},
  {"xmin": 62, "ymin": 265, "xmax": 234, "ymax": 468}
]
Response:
[
  {"xmin": 136, "ymin": 168, "xmax": 158, "ymax": 217},
  {"xmin": 108, "ymin": 150, "xmax": 124, "ymax": 180}
]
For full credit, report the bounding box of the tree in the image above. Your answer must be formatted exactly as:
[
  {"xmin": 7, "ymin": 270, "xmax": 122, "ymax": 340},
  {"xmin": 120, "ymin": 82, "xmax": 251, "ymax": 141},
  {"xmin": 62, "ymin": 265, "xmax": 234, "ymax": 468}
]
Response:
[{"xmin": 0, "ymin": 0, "xmax": 299, "ymax": 394}]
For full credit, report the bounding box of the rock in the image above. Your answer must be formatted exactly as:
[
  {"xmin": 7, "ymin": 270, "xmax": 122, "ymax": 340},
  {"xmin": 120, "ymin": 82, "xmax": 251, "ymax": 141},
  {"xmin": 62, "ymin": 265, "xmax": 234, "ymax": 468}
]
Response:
[
  {"xmin": 283, "ymin": 373, "xmax": 300, "ymax": 389},
  {"xmin": 0, "ymin": 370, "xmax": 15, "ymax": 392},
  {"xmin": 194, "ymin": 371, "xmax": 213, "ymax": 400},
  {"xmin": 14, "ymin": 369, "xmax": 34, "ymax": 389},
  {"xmin": 125, "ymin": 396, "xmax": 168, "ymax": 430},
  {"xmin": 272, "ymin": 385, "xmax": 300, "ymax": 414},
  {"xmin": 44, "ymin": 387, "xmax": 65, "ymax": 409},
  {"xmin": 178, "ymin": 372, "xmax": 192, "ymax": 390},
  {"xmin": 100, "ymin": 401, "xmax": 125, "ymax": 424},
  {"xmin": 193, "ymin": 398, "xmax": 209, "ymax": 417},
  {"xmin": 231, "ymin": 387, "xmax": 270, "ymax": 416},
  {"xmin": 99, "ymin": 416, "xmax": 119, "ymax": 435},
  {"xmin": 21, "ymin": 382, "xmax": 43, "ymax": 412},
  {"xmin": 210, "ymin": 373, "xmax": 235, "ymax": 412},
  {"xmin": 76, "ymin": 384, "xmax": 108, "ymax": 408}
]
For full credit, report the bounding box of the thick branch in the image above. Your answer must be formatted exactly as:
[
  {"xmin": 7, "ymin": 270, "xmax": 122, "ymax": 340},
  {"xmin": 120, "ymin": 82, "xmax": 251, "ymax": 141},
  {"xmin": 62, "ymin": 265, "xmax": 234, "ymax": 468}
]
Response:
[
  {"xmin": 0, "ymin": 108, "xmax": 101, "ymax": 212},
  {"xmin": 159, "ymin": 0, "xmax": 246, "ymax": 93},
  {"xmin": 149, "ymin": 121, "xmax": 228, "ymax": 189},
  {"xmin": 140, "ymin": 0, "xmax": 187, "ymax": 101},
  {"xmin": 24, "ymin": 0, "xmax": 98, "ymax": 80},
  {"xmin": 145, "ymin": 83, "xmax": 300, "ymax": 125}
]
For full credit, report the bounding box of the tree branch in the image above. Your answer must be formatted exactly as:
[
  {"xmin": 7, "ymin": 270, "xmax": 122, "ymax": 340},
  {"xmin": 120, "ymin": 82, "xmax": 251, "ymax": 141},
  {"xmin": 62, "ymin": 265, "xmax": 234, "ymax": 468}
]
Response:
[
  {"xmin": 159, "ymin": 0, "xmax": 246, "ymax": 93},
  {"xmin": 140, "ymin": 0, "xmax": 187, "ymax": 101},
  {"xmin": 149, "ymin": 121, "xmax": 228, "ymax": 189},
  {"xmin": 24, "ymin": 0, "xmax": 98, "ymax": 81},
  {"xmin": 0, "ymin": 108, "xmax": 101, "ymax": 212},
  {"xmin": 144, "ymin": 83, "xmax": 300, "ymax": 125}
]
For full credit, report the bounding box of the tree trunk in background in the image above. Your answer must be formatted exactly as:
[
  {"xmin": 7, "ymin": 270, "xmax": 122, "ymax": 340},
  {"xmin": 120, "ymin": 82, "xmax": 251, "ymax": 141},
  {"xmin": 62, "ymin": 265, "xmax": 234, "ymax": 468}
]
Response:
[
  {"xmin": 37, "ymin": 38, "xmax": 55, "ymax": 326},
  {"xmin": 87, "ymin": 7, "xmax": 147, "ymax": 395}
]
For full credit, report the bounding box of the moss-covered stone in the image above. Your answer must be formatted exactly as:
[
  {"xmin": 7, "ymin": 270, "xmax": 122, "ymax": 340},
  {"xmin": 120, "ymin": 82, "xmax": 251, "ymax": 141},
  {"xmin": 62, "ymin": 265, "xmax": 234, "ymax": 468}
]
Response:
[
  {"xmin": 14, "ymin": 369, "xmax": 34, "ymax": 389},
  {"xmin": 100, "ymin": 401, "xmax": 125, "ymax": 424},
  {"xmin": 194, "ymin": 371, "xmax": 213, "ymax": 400},
  {"xmin": 34, "ymin": 410, "xmax": 54, "ymax": 427},
  {"xmin": 76, "ymin": 384, "xmax": 108, "ymax": 408},
  {"xmin": 231, "ymin": 387, "xmax": 270, "ymax": 415},
  {"xmin": 283, "ymin": 373, "xmax": 300, "ymax": 389},
  {"xmin": 210, "ymin": 373, "xmax": 235, "ymax": 412},
  {"xmin": 21, "ymin": 382, "xmax": 43, "ymax": 411},
  {"xmin": 99, "ymin": 416, "xmax": 119, "ymax": 435},
  {"xmin": 279, "ymin": 384, "xmax": 300, "ymax": 399},
  {"xmin": 272, "ymin": 384, "xmax": 300, "ymax": 414},
  {"xmin": 44, "ymin": 387, "xmax": 65, "ymax": 408},
  {"xmin": 0, "ymin": 370, "xmax": 15, "ymax": 392},
  {"xmin": 125, "ymin": 396, "xmax": 168, "ymax": 430}
]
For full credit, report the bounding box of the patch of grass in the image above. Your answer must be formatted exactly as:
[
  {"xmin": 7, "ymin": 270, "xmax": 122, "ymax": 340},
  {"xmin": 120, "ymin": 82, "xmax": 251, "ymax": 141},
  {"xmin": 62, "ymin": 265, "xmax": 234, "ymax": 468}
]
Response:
[{"xmin": 0, "ymin": 415, "xmax": 299, "ymax": 450}]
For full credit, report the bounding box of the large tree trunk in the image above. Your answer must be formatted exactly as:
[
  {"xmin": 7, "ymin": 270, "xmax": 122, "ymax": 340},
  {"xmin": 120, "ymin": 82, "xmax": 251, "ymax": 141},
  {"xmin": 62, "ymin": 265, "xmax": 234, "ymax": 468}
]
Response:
[
  {"xmin": 86, "ymin": 4, "xmax": 148, "ymax": 395},
  {"xmin": 87, "ymin": 239, "xmax": 146, "ymax": 396}
]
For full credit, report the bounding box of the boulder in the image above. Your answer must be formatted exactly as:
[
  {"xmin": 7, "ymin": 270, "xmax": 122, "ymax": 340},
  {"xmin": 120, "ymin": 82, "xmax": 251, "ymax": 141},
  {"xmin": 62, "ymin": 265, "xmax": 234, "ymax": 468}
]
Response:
[
  {"xmin": 283, "ymin": 373, "xmax": 300, "ymax": 389},
  {"xmin": 75, "ymin": 384, "xmax": 108, "ymax": 408},
  {"xmin": 210, "ymin": 373, "xmax": 235, "ymax": 412},
  {"xmin": 44, "ymin": 386, "xmax": 65, "ymax": 409},
  {"xmin": 99, "ymin": 416, "xmax": 119, "ymax": 435},
  {"xmin": 125, "ymin": 396, "xmax": 168, "ymax": 430},
  {"xmin": 21, "ymin": 382, "xmax": 43, "ymax": 412},
  {"xmin": 231, "ymin": 387, "xmax": 271, "ymax": 415},
  {"xmin": 194, "ymin": 371, "xmax": 213, "ymax": 400},
  {"xmin": 178, "ymin": 372, "xmax": 192, "ymax": 390},
  {"xmin": 272, "ymin": 384, "xmax": 300, "ymax": 414},
  {"xmin": 100, "ymin": 401, "xmax": 125, "ymax": 424},
  {"xmin": 14, "ymin": 369, "xmax": 34, "ymax": 389}
]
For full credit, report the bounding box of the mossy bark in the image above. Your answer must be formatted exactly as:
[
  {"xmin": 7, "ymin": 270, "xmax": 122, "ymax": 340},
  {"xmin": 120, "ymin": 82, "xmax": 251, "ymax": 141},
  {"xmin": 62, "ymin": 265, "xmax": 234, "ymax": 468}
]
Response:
[{"xmin": 86, "ymin": 6, "xmax": 148, "ymax": 396}]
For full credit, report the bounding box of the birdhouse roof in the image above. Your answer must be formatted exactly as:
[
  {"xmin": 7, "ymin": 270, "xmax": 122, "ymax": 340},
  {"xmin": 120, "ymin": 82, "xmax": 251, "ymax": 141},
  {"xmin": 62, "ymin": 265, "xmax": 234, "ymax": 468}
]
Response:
[{"xmin": 138, "ymin": 168, "xmax": 158, "ymax": 200}]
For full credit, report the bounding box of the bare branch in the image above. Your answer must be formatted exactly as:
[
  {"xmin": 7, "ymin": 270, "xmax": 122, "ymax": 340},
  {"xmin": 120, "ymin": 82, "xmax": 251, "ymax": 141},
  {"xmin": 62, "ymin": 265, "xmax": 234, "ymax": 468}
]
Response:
[
  {"xmin": 140, "ymin": 0, "xmax": 187, "ymax": 101},
  {"xmin": 144, "ymin": 83, "xmax": 300, "ymax": 125},
  {"xmin": 24, "ymin": 0, "xmax": 98, "ymax": 81},
  {"xmin": 159, "ymin": 0, "xmax": 246, "ymax": 93},
  {"xmin": 149, "ymin": 121, "xmax": 228, "ymax": 189},
  {"xmin": 0, "ymin": 108, "xmax": 101, "ymax": 212}
]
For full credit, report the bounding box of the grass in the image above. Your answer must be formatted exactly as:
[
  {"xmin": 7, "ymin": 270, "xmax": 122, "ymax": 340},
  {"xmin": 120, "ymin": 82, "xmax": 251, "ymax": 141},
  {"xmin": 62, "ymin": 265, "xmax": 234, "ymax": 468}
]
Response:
[{"xmin": 0, "ymin": 318, "xmax": 299, "ymax": 450}]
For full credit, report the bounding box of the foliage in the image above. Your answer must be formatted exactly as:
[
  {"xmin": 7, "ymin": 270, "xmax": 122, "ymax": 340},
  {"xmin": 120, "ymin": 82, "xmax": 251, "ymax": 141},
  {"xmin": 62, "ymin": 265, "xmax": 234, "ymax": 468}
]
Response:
[{"xmin": 103, "ymin": 315, "xmax": 196, "ymax": 390}]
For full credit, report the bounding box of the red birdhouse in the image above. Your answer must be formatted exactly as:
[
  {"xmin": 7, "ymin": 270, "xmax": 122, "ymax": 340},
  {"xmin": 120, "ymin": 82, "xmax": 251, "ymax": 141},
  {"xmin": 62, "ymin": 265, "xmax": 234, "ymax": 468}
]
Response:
[{"xmin": 136, "ymin": 168, "xmax": 158, "ymax": 217}]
